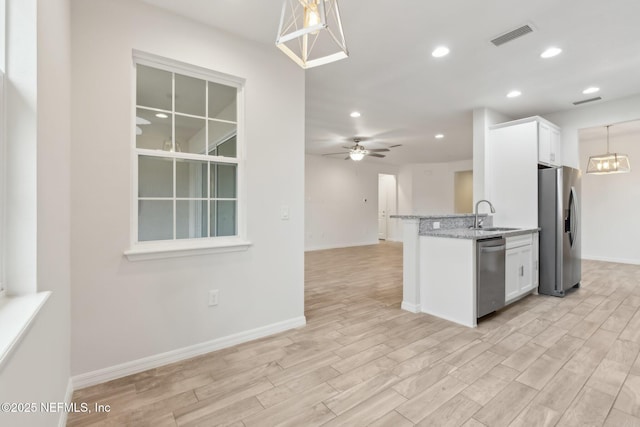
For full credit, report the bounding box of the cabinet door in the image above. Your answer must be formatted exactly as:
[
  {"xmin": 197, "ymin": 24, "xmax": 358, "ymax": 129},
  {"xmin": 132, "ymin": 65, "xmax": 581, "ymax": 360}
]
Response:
[
  {"xmin": 487, "ymin": 122, "xmax": 539, "ymax": 228},
  {"xmin": 550, "ymin": 127, "xmax": 562, "ymax": 166},
  {"xmin": 519, "ymin": 245, "xmax": 534, "ymax": 293},
  {"xmin": 505, "ymin": 249, "xmax": 521, "ymax": 302},
  {"xmin": 538, "ymin": 122, "xmax": 551, "ymax": 165}
]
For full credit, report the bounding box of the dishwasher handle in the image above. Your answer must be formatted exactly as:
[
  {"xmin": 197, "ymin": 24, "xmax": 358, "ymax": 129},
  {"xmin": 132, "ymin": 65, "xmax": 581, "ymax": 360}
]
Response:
[{"xmin": 479, "ymin": 245, "xmax": 506, "ymax": 253}]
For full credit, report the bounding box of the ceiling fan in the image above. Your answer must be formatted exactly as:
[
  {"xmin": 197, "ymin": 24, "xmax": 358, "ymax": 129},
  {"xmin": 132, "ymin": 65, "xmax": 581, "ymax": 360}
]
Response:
[
  {"xmin": 323, "ymin": 138, "xmax": 401, "ymax": 161},
  {"xmin": 136, "ymin": 116, "xmax": 151, "ymax": 135}
]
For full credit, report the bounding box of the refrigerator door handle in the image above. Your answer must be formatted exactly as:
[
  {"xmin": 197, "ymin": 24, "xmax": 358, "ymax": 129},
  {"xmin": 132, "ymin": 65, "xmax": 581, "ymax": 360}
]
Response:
[
  {"xmin": 570, "ymin": 186, "xmax": 578, "ymax": 247},
  {"xmin": 565, "ymin": 187, "xmax": 578, "ymax": 247}
]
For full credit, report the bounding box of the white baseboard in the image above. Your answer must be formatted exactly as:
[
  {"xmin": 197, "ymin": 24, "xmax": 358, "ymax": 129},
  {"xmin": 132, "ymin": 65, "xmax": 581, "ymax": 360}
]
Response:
[
  {"xmin": 58, "ymin": 378, "xmax": 74, "ymax": 427},
  {"xmin": 401, "ymin": 301, "xmax": 421, "ymax": 313},
  {"xmin": 72, "ymin": 316, "xmax": 306, "ymax": 390},
  {"xmin": 305, "ymin": 241, "xmax": 380, "ymax": 252},
  {"xmin": 421, "ymin": 308, "xmax": 476, "ymax": 328},
  {"xmin": 582, "ymin": 255, "xmax": 640, "ymax": 265}
]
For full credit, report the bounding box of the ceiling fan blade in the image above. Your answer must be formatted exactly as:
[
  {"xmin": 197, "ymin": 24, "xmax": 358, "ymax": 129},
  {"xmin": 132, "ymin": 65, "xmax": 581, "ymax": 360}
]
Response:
[
  {"xmin": 367, "ymin": 148, "xmax": 390, "ymax": 152},
  {"xmin": 350, "ymin": 136, "xmax": 372, "ymax": 142},
  {"xmin": 368, "ymin": 153, "xmax": 386, "ymax": 158},
  {"xmin": 323, "ymin": 152, "xmax": 350, "ymax": 156},
  {"xmin": 136, "ymin": 116, "xmax": 151, "ymax": 126},
  {"xmin": 344, "ymin": 156, "xmax": 351, "ymax": 160},
  {"xmin": 342, "ymin": 146, "xmax": 355, "ymax": 150},
  {"xmin": 389, "ymin": 144, "xmax": 402, "ymax": 148}
]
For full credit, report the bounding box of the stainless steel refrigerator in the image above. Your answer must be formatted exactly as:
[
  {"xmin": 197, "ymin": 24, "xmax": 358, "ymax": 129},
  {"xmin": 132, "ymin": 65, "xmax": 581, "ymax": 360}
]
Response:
[{"xmin": 538, "ymin": 166, "xmax": 581, "ymax": 297}]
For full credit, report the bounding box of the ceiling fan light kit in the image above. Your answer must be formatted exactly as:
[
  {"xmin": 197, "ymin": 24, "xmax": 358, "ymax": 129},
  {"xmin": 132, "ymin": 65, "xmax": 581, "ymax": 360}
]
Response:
[
  {"xmin": 586, "ymin": 125, "xmax": 631, "ymax": 175},
  {"xmin": 276, "ymin": 0, "xmax": 348, "ymax": 69},
  {"xmin": 349, "ymin": 150, "xmax": 366, "ymax": 161}
]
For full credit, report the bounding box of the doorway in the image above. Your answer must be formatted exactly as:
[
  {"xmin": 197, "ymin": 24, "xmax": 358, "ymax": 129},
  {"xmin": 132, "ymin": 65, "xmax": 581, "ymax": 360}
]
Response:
[
  {"xmin": 454, "ymin": 170, "xmax": 473, "ymax": 213},
  {"xmin": 378, "ymin": 174, "xmax": 397, "ymax": 240}
]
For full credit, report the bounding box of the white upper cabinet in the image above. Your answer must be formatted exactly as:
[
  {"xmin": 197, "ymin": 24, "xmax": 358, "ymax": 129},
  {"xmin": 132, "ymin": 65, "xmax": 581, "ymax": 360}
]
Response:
[{"xmin": 538, "ymin": 120, "xmax": 562, "ymax": 167}]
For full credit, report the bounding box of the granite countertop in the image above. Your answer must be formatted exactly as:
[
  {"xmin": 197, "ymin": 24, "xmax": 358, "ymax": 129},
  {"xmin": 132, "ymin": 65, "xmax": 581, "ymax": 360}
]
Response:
[
  {"xmin": 391, "ymin": 213, "xmax": 486, "ymax": 219},
  {"xmin": 423, "ymin": 227, "xmax": 540, "ymax": 240}
]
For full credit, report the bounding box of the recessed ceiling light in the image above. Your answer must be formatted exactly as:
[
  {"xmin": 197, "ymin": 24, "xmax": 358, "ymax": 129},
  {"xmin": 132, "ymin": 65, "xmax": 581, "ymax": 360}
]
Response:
[
  {"xmin": 582, "ymin": 87, "xmax": 600, "ymax": 95},
  {"xmin": 155, "ymin": 113, "xmax": 169, "ymax": 119},
  {"xmin": 435, "ymin": 134, "xmax": 444, "ymax": 139},
  {"xmin": 507, "ymin": 90, "xmax": 522, "ymax": 98},
  {"xmin": 540, "ymin": 47, "xmax": 562, "ymax": 58},
  {"xmin": 350, "ymin": 111, "xmax": 361, "ymax": 118},
  {"xmin": 431, "ymin": 46, "xmax": 450, "ymax": 58}
]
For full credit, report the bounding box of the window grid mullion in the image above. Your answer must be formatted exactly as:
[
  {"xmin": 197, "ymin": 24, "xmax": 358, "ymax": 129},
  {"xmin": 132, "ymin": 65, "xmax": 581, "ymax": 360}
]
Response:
[
  {"xmin": 135, "ymin": 110, "xmax": 236, "ymax": 125},
  {"xmin": 136, "ymin": 105, "xmax": 172, "ymax": 115},
  {"xmin": 208, "ymin": 162, "xmax": 212, "ymax": 238},
  {"xmin": 205, "ymin": 80, "xmax": 209, "ymax": 155},
  {"xmin": 135, "ymin": 148, "xmax": 239, "ymax": 164},
  {"xmin": 174, "ymin": 111, "xmax": 207, "ymax": 121},
  {"xmin": 206, "ymin": 82, "xmax": 211, "ymax": 238},
  {"xmin": 209, "ymin": 117, "xmax": 237, "ymax": 125},
  {"xmin": 214, "ymin": 163, "xmax": 218, "ymax": 237},
  {"xmin": 172, "ymin": 72, "xmax": 177, "ymax": 241}
]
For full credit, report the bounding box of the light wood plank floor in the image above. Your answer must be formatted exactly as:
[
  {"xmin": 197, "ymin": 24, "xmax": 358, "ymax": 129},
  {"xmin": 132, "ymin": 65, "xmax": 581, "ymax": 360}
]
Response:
[{"xmin": 68, "ymin": 242, "xmax": 640, "ymax": 426}]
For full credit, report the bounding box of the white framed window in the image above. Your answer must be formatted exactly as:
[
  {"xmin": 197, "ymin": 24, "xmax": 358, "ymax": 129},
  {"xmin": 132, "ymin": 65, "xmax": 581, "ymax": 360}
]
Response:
[
  {"xmin": 0, "ymin": 0, "xmax": 5, "ymax": 294},
  {"xmin": 0, "ymin": 70, "xmax": 5, "ymax": 296},
  {"xmin": 125, "ymin": 52, "xmax": 249, "ymax": 261}
]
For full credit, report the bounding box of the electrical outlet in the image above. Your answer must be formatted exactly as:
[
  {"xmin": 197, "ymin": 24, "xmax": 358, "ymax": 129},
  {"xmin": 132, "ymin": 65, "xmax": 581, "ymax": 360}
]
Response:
[
  {"xmin": 433, "ymin": 221, "xmax": 440, "ymax": 229},
  {"xmin": 208, "ymin": 290, "xmax": 219, "ymax": 307}
]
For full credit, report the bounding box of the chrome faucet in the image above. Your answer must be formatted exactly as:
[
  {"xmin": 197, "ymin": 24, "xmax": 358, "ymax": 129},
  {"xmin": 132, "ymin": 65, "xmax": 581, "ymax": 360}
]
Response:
[{"xmin": 474, "ymin": 199, "xmax": 496, "ymax": 228}]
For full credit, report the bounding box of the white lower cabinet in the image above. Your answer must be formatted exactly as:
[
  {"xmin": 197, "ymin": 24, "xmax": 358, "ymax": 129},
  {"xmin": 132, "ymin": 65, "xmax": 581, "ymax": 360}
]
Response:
[{"xmin": 505, "ymin": 234, "xmax": 535, "ymax": 303}]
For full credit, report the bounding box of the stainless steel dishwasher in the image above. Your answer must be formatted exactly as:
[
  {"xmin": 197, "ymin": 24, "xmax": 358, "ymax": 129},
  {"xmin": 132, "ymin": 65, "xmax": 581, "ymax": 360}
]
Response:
[{"xmin": 477, "ymin": 237, "xmax": 506, "ymax": 318}]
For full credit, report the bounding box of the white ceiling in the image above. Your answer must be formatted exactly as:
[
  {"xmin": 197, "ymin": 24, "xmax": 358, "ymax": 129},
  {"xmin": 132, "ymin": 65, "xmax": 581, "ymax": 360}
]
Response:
[{"xmin": 141, "ymin": 0, "xmax": 640, "ymax": 165}]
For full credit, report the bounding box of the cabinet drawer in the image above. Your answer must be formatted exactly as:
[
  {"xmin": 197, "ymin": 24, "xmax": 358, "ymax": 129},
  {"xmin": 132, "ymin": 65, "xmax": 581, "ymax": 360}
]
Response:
[{"xmin": 506, "ymin": 234, "xmax": 532, "ymax": 249}]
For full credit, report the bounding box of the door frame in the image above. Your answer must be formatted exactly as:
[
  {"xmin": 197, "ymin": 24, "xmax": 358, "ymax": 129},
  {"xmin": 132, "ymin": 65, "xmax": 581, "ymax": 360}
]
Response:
[{"xmin": 378, "ymin": 173, "xmax": 398, "ymax": 241}]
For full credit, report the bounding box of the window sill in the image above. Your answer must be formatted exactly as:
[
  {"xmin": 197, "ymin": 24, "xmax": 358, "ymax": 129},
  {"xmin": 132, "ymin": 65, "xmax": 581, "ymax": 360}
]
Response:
[
  {"xmin": 124, "ymin": 238, "xmax": 252, "ymax": 261},
  {"xmin": 0, "ymin": 291, "xmax": 51, "ymax": 369}
]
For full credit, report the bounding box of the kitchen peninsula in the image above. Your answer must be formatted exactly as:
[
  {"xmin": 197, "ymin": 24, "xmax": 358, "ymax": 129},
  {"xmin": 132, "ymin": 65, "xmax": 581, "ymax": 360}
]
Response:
[{"xmin": 392, "ymin": 214, "xmax": 539, "ymax": 327}]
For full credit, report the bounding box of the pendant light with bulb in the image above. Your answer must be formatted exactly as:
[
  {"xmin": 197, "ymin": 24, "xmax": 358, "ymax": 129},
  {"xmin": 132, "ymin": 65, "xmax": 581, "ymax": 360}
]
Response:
[
  {"xmin": 586, "ymin": 125, "xmax": 631, "ymax": 174},
  {"xmin": 275, "ymin": 0, "xmax": 348, "ymax": 69}
]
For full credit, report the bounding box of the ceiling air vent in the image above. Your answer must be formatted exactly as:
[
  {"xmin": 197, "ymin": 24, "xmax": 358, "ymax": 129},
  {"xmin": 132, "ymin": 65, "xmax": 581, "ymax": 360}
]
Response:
[
  {"xmin": 491, "ymin": 25, "xmax": 534, "ymax": 46},
  {"xmin": 573, "ymin": 97, "xmax": 602, "ymax": 106}
]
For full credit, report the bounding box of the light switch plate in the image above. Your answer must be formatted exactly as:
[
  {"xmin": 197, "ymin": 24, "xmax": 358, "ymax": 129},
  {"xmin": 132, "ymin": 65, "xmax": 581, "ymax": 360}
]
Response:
[
  {"xmin": 208, "ymin": 290, "xmax": 219, "ymax": 306},
  {"xmin": 280, "ymin": 206, "xmax": 290, "ymax": 220}
]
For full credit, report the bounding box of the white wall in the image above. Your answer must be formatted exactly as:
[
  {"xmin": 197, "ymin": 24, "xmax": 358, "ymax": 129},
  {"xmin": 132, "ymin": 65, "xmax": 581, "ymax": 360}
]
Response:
[
  {"xmin": 305, "ymin": 155, "xmax": 399, "ymax": 251},
  {"xmin": 543, "ymin": 95, "xmax": 640, "ymax": 264},
  {"xmin": 397, "ymin": 164, "xmax": 413, "ymax": 215},
  {"xmin": 70, "ymin": 0, "xmax": 304, "ymax": 378},
  {"xmin": 0, "ymin": 0, "xmax": 72, "ymax": 426},
  {"xmin": 579, "ymin": 126, "xmax": 640, "ymax": 264},
  {"xmin": 400, "ymin": 160, "xmax": 474, "ymax": 214},
  {"xmin": 544, "ymin": 94, "xmax": 640, "ymax": 169},
  {"xmin": 472, "ymin": 108, "xmax": 513, "ymax": 204}
]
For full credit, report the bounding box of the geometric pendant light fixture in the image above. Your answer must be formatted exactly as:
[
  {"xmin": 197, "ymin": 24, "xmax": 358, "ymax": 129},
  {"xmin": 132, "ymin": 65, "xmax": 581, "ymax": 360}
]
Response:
[
  {"xmin": 586, "ymin": 125, "xmax": 631, "ymax": 174},
  {"xmin": 276, "ymin": 0, "xmax": 349, "ymax": 69}
]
